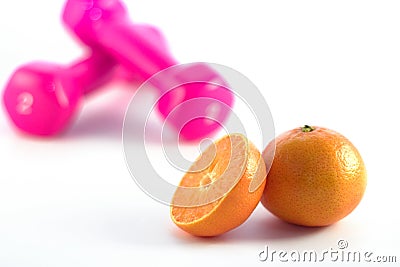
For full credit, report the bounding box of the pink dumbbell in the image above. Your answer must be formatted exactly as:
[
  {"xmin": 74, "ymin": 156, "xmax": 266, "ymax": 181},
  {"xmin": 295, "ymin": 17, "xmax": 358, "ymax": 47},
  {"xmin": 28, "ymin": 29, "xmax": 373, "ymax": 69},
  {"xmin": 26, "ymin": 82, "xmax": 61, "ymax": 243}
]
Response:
[
  {"xmin": 63, "ymin": 0, "xmax": 234, "ymax": 141},
  {"xmin": 3, "ymin": 51, "xmax": 116, "ymax": 135},
  {"xmin": 2, "ymin": 24, "xmax": 168, "ymax": 136}
]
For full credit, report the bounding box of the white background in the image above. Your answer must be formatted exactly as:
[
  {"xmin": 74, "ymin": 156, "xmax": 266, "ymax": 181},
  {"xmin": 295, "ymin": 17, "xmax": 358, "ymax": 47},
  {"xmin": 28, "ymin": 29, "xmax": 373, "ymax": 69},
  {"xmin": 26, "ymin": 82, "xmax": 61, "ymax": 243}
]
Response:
[{"xmin": 1, "ymin": 0, "xmax": 400, "ymax": 266}]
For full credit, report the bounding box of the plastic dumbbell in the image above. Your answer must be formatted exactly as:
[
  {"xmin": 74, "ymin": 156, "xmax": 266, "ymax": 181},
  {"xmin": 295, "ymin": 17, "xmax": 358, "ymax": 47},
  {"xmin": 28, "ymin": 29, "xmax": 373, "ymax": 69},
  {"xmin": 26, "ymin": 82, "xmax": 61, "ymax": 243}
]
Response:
[
  {"xmin": 3, "ymin": 51, "xmax": 116, "ymax": 135},
  {"xmin": 3, "ymin": 24, "xmax": 168, "ymax": 136},
  {"xmin": 63, "ymin": 0, "xmax": 234, "ymax": 141}
]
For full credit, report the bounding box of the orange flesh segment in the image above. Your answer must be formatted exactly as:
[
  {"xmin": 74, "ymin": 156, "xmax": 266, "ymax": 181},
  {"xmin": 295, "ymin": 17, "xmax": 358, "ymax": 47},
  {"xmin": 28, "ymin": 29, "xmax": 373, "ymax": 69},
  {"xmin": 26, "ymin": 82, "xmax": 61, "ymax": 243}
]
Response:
[{"xmin": 171, "ymin": 134, "xmax": 244, "ymax": 224}]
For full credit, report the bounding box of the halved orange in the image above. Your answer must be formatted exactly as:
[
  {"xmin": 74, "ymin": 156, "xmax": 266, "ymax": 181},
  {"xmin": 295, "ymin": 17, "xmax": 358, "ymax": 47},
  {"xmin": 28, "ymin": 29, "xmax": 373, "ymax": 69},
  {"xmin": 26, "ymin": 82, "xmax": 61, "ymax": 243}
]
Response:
[{"xmin": 170, "ymin": 134, "xmax": 266, "ymax": 237}]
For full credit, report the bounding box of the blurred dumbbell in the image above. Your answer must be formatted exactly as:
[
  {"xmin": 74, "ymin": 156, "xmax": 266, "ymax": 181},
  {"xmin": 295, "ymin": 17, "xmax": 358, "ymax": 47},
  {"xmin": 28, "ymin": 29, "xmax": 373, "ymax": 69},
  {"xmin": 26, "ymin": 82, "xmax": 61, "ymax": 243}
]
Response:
[
  {"xmin": 3, "ymin": 51, "xmax": 116, "ymax": 135},
  {"xmin": 63, "ymin": 0, "xmax": 234, "ymax": 141},
  {"xmin": 2, "ymin": 24, "xmax": 168, "ymax": 136}
]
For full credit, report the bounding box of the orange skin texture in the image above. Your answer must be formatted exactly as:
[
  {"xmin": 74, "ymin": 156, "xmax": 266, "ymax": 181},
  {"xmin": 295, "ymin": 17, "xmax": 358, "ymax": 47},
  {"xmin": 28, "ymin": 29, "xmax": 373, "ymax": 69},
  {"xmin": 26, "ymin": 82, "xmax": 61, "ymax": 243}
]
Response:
[
  {"xmin": 261, "ymin": 126, "xmax": 367, "ymax": 227},
  {"xmin": 171, "ymin": 134, "xmax": 267, "ymax": 237}
]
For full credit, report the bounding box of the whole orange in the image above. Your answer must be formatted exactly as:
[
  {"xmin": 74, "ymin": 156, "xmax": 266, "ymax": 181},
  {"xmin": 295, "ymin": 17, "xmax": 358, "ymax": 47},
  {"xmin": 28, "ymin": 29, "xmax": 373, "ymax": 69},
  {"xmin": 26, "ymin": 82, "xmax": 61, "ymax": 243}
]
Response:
[{"xmin": 261, "ymin": 125, "xmax": 367, "ymax": 227}]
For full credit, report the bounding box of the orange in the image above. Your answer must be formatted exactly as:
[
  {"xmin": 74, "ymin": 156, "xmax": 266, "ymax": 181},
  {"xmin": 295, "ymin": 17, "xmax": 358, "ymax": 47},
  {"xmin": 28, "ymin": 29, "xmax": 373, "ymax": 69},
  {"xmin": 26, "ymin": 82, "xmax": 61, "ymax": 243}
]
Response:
[
  {"xmin": 170, "ymin": 134, "xmax": 266, "ymax": 237},
  {"xmin": 261, "ymin": 125, "xmax": 367, "ymax": 227}
]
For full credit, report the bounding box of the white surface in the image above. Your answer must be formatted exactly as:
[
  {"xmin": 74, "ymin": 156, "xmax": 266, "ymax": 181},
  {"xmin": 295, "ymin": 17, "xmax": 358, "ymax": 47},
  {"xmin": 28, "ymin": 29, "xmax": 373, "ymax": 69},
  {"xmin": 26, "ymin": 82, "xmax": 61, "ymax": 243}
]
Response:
[{"xmin": 1, "ymin": 0, "xmax": 400, "ymax": 266}]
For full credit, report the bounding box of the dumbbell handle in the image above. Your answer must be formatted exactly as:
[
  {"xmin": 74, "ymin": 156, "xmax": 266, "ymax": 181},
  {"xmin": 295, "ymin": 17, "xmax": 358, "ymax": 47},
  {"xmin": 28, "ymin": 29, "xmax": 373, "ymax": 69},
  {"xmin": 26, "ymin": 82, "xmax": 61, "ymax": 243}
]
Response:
[
  {"xmin": 66, "ymin": 51, "xmax": 116, "ymax": 95},
  {"xmin": 63, "ymin": 23, "xmax": 167, "ymax": 96},
  {"xmin": 90, "ymin": 21, "xmax": 178, "ymax": 92}
]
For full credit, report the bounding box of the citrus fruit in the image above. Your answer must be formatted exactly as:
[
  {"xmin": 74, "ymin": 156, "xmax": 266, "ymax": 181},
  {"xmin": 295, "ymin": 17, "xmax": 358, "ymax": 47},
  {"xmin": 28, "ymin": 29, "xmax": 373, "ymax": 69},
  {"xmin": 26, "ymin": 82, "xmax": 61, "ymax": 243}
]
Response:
[
  {"xmin": 261, "ymin": 125, "xmax": 367, "ymax": 227},
  {"xmin": 170, "ymin": 134, "xmax": 267, "ymax": 237}
]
